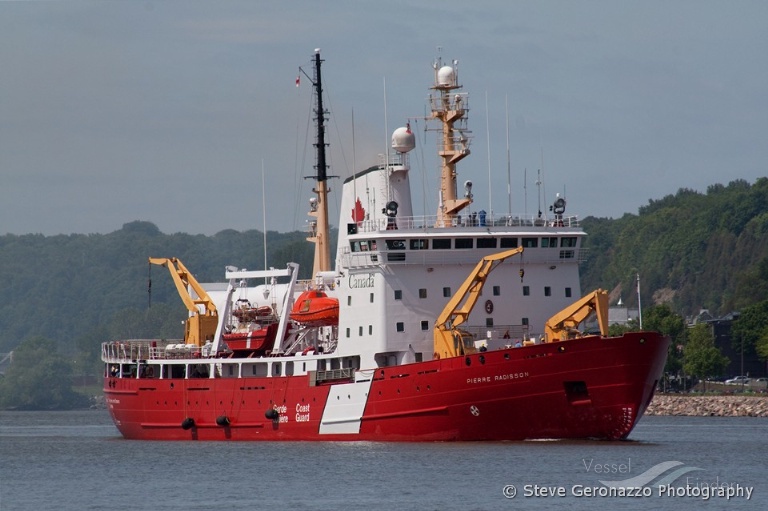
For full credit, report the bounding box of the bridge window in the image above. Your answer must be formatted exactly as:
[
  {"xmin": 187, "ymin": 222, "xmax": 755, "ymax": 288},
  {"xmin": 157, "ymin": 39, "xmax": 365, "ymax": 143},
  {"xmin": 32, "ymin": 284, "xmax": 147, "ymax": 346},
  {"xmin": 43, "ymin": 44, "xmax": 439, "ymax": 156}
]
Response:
[
  {"xmin": 500, "ymin": 237, "xmax": 518, "ymax": 248},
  {"xmin": 410, "ymin": 239, "xmax": 429, "ymax": 250},
  {"xmin": 522, "ymin": 237, "xmax": 538, "ymax": 248},
  {"xmin": 541, "ymin": 237, "xmax": 558, "ymax": 248},
  {"xmin": 455, "ymin": 238, "xmax": 473, "ymax": 249},
  {"xmin": 385, "ymin": 239, "xmax": 406, "ymax": 250},
  {"xmin": 561, "ymin": 237, "xmax": 577, "ymax": 247},
  {"xmin": 477, "ymin": 237, "xmax": 497, "ymax": 249},
  {"xmin": 433, "ymin": 239, "xmax": 451, "ymax": 249}
]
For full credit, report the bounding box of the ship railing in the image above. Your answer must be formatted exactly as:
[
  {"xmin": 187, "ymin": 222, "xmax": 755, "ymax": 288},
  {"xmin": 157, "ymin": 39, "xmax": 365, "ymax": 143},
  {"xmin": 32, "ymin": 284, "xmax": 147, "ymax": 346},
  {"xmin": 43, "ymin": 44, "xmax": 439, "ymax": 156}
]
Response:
[
  {"xmin": 102, "ymin": 339, "xmax": 188, "ymax": 362},
  {"xmin": 462, "ymin": 325, "xmax": 532, "ymax": 344},
  {"xmin": 315, "ymin": 367, "xmax": 354, "ymax": 383},
  {"xmin": 353, "ymin": 212, "xmax": 580, "ymax": 233}
]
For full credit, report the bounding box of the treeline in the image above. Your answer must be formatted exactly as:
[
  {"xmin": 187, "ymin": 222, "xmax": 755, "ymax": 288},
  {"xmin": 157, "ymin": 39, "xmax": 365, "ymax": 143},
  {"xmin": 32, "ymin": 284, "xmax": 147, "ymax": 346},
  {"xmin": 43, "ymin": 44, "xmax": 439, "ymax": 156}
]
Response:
[
  {"xmin": 581, "ymin": 178, "xmax": 768, "ymax": 317},
  {"xmin": 0, "ymin": 220, "xmax": 325, "ymax": 355}
]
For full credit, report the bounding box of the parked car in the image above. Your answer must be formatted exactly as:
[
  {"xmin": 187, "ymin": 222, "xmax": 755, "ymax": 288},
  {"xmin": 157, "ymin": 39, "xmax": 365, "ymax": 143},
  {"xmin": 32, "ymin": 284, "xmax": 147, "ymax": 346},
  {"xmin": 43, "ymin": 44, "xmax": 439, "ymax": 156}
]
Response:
[{"xmin": 725, "ymin": 376, "xmax": 750, "ymax": 384}]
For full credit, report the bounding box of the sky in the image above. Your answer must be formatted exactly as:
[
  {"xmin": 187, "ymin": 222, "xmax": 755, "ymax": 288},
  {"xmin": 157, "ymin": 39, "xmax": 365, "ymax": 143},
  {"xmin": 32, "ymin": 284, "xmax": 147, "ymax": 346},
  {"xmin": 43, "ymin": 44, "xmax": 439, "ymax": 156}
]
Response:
[{"xmin": 1, "ymin": 1, "xmax": 766, "ymax": 236}]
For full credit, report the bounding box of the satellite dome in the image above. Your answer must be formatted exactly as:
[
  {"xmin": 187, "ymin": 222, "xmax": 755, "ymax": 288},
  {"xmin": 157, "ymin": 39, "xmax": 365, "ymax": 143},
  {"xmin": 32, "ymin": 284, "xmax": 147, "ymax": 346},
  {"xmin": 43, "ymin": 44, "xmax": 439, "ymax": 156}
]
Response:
[
  {"xmin": 391, "ymin": 125, "xmax": 416, "ymax": 153},
  {"xmin": 436, "ymin": 65, "xmax": 455, "ymax": 87}
]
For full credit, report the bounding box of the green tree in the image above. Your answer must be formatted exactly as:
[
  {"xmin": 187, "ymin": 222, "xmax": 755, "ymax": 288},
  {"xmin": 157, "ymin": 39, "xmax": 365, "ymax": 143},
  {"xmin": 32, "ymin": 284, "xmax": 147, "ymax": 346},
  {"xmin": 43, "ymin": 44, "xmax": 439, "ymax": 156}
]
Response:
[
  {"xmin": 0, "ymin": 336, "xmax": 90, "ymax": 410},
  {"xmin": 683, "ymin": 324, "xmax": 729, "ymax": 390},
  {"xmin": 731, "ymin": 299, "xmax": 768, "ymax": 362},
  {"xmin": 643, "ymin": 304, "xmax": 686, "ymax": 374}
]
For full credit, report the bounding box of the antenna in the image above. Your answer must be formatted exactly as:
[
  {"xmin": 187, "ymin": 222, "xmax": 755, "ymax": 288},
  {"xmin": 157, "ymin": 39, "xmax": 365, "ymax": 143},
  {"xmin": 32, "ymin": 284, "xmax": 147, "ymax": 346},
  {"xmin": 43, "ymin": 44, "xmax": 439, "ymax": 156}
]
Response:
[
  {"xmin": 524, "ymin": 167, "xmax": 528, "ymax": 216},
  {"xmin": 261, "ymin": 159, "xmax": 267, "ymax": 272},
  {"xmin": 506, "ymin": 94, "xmax": 511, "ymax": 216},
  {"xmin": 485, "ymin": 90, "xmax": 492, "ymax": 216},
  {"xmin": 536, "ymin": 168, "xmax": 542, "ymax": 218}
]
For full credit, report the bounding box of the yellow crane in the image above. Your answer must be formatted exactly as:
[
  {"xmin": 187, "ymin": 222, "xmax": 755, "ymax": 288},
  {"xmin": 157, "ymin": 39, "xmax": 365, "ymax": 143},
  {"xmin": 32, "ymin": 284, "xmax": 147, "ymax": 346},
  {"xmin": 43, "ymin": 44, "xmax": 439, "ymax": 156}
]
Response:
[
  {"xmin": 149, "ymin": 257, "xmax": 218, "ymax": 347},
  {"xmin": 543, "ymin": 289, "xmax": 609, "ymax": 343},
  {"xmin": 434, "ymin": 247, "xmax": 524, "ymax": 359}
]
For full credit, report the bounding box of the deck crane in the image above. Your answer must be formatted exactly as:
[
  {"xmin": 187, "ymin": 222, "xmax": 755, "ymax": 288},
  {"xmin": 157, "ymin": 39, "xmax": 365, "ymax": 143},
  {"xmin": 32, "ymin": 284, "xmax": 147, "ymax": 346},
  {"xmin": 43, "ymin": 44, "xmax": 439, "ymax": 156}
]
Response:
[
  {"xmin": 543, "ymin": 289, "xmax": 609, "ymax": 342},
  {"xmin": 149, "ymin": 257, "xmax": 218, "ymax": 347},
  {"xmin": 434, "ymin": 247, "xmax": 524, "ymax": 359}
]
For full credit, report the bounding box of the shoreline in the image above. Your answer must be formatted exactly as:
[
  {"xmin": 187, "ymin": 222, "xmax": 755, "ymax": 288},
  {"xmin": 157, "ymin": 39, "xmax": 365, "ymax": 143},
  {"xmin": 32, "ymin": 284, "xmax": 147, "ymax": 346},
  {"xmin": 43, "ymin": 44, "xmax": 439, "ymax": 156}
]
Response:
[{"xmin": 646, "ymin": 394, "xmax": 768, "ymax": 417}]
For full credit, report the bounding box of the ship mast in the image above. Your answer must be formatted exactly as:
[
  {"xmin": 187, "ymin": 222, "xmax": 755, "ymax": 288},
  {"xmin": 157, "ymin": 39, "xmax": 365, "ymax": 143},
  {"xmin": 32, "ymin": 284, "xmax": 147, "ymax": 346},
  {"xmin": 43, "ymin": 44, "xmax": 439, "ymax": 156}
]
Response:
[
  {"xmin": 305, "ymin": 49, "xmax": 332, "ymax": 275},
  {"xmin": 430, "ymin": 56, "xmax": 472, "ymax": 227}
]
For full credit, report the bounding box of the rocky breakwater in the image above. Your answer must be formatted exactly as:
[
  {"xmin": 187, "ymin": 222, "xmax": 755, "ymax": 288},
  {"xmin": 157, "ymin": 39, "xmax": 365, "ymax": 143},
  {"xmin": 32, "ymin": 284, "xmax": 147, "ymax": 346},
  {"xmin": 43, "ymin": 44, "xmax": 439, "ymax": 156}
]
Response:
[{"xmin": 646, "ymin": 394, "xmax": 768, "ymax": 417}]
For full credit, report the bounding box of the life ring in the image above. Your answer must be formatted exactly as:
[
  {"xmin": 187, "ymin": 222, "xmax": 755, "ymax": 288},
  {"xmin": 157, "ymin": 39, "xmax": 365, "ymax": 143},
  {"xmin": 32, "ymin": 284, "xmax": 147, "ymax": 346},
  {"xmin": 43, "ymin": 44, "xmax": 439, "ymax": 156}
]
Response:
[{"xmin": 484, "ymin": 300, "xmax": 494, "ymax": 314}]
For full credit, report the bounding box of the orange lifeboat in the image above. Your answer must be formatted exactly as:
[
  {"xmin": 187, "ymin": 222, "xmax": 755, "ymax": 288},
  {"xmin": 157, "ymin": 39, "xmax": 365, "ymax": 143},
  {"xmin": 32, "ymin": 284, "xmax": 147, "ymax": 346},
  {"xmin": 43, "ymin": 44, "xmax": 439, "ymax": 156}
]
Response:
[{"xmin": 290, "ymin": 289, "xmax": 339, "ymax": 326}]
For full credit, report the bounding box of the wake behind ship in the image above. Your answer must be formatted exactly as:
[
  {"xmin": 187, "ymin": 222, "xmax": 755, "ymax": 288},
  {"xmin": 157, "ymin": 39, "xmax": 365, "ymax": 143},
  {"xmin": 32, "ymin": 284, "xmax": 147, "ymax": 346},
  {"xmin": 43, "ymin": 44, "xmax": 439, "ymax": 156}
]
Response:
[{"xmin": 102, "ymin": 49, "xmax": 668, "ymax": 441}]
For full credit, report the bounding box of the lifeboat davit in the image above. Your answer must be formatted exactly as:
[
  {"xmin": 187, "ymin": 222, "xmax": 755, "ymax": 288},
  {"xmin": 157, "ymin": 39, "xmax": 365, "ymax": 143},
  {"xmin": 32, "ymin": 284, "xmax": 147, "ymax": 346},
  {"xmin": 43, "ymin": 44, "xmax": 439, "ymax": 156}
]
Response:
[{"xmin": 290, "ymin": 289, "xmax": 339, "ymax": 326}]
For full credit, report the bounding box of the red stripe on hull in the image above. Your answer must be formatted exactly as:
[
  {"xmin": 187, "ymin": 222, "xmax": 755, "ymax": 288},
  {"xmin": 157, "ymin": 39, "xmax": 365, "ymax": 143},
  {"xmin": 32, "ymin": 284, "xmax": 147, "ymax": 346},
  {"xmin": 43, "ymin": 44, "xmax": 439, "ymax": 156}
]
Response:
[{"xmin": 104, "ymin": 332, "xmax": 667, "ymax": 441}]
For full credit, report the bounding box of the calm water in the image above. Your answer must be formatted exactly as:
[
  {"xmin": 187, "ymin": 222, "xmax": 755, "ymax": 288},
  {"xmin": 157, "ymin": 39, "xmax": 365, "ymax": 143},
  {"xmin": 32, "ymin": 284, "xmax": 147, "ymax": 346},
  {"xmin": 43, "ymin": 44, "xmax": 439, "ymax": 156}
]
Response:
[{"xmin": 0, "ymin": 410, "xmax": 765, "ymax": 511}]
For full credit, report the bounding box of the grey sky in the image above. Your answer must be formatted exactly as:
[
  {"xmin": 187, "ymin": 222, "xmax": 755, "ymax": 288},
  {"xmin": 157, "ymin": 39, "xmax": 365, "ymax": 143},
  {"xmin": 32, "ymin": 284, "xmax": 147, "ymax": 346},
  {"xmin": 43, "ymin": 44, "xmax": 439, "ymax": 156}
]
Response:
[{"xmin": 2, "ymin": 1, "xmax": 766, "ymax": 236}]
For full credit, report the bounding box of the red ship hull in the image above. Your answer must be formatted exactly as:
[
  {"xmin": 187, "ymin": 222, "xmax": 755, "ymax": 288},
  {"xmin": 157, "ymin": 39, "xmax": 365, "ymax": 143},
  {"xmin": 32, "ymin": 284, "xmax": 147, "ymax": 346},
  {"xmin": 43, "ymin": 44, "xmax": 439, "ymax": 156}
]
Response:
[{"xmin": 103, "ymin": 332, "xmax": 668, "ymax": 441}]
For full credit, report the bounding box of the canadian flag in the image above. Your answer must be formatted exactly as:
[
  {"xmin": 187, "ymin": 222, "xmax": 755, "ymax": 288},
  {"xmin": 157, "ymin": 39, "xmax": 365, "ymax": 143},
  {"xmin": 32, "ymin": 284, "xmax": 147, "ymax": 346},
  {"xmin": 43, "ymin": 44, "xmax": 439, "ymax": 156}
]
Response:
[{"xmin": 295, "ymin": 75, "xmax": 300, "ymax": 87}]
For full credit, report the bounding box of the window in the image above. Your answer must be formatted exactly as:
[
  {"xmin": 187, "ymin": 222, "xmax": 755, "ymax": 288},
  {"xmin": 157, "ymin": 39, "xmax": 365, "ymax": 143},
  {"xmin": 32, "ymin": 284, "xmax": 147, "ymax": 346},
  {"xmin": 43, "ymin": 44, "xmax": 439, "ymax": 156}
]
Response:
[
  {"xmin": 522, "ymin": 317, "xmax": 529, "ymax": 326},
  {"xmin": 419, "ymin": 288, "xmax": 427, "ymax": 299},
  {"xmin": 347, "ymin": 296, "xmax": 352, "ymax": 306},
  {"xmin": 369, "ymin": 325, "xmax": 373, "ymax": 335},
  {"xmin": 477, "ymin": 237, "xmax": 497, "ymax": 249},
  {"xmin": 421, "ymin": 320, "xmax": 429, "ymax": 331},
  {"xmin": 394, "ymin": 290, "xmax": 402, "ymax": 300},
  {"xmin": 485, "ymin": 318, "xmax": 494, "ymax": 327},
  {"xmin": 443, "ymin": 287, "xmax": 451, "ymax": 297},
  {"xmin": 545, "ymin": 286, "xmax": 551, "ymax": 297},
  {"xmin": 565, "ymin": 287, "xmax": 572, "ymax": 298},
  {"xmin": 387, "ymin": 253, "xmax": 406, "ymax": 262},
  {"xmin": 523, "ymin": 286, "xmax": 530, "ymax": 296},
  {"xmin": 522, "ymin": 237, "xmax": 538, "ymax": 248},
  {"xmin": 410, "ymin": 239, "xmax": 429, "ymax": 250},
  {"xmin": 561, "ymin": 237, "xmax": 577, "ymax": 247},
  {"xmin": 493, "ymin": 286, "xmax": 500, "ymax": 296},
  {"xmin": 455, "ymin": 238, "xmax": 473, "ymax": 249},
  {"xmin": 559, "ymin": 250, "xmax": 575, "ymax": 259},
  {"xmin": 359, "ymin": 326, "xmax": 363, "ymax": 336},
  {"xmin": 433, "ymin": 239, "xmax": 451, "ymax": 249},
  {"xmin": 500, "ymin": 237, "xmax": 518, "ymax": 248},
  {"xmin": 396, "ymin": 322, "xmax": 405, "ymax": 332},
  {"xmin": 385, "ymin": 239, "xmax": 406, "ymax": 250},
  {"xmin": 370, "ymin": 293, "xmax": 374, "ymax": 303},
  {"xmin": 541, "ymin": 237, "xmax": 558, "ymax": 248},
  {"xmin": 346, "ymin": 328, "xmax": 350, "ymax": 338}
]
